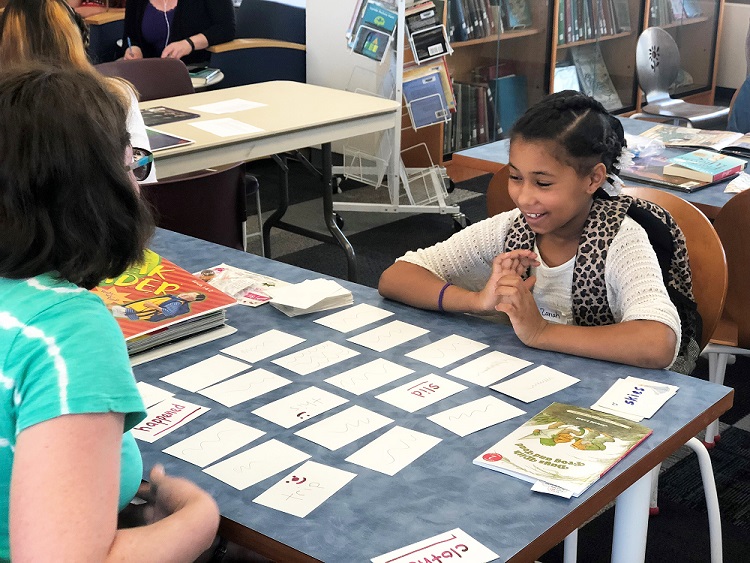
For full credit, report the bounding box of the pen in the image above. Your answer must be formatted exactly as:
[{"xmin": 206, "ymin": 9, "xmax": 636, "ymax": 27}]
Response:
[{"xmin": 127, "ymin": 37, "xmax": 133, "ymax": 57}]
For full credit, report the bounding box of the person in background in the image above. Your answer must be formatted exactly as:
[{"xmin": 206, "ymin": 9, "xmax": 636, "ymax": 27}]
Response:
[
  {"xmin": 0, "ymin": 0, "xmax": 156, "ymax": 184},
  {"xmin": 0, "ymin": 63, "xmax": 219, "ymax": 562},
  {"xmin": 122, "ymin": 0, "xmax": 235, "ymax": 64}
]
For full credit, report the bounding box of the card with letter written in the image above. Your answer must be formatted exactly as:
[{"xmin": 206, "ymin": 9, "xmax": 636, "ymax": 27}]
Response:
[
  {"xmin": 371, "ymin": 528, "xmax": 499, "ymax": 563},
  {"xmin": 220, "ymin": 329, "xmax": 305, "ymax": 363},
  {"xmin": 427, "ymin": 396, "xmax": 526, "ymax": 437},
  {"xmin": 405, "ymin": 334, "xmax": 488, "ymax": 368},
  {"xmin": 447, "ymin": 350, "xmax": 532, "ymax": 386},
  {"xmin": 347, "ymin": 320, "xmax": 429, "ymax": 352},
  {"xmin": 163, "ymin": 418, "xmax": 265, "ymax": 467},
  {"xmin": 198, "ymin": 368, "xmax": 292, "ymax": 408},
  {"xmin": 253, "ymin": 460, "xmax": 357, "ymax": 518},
  {"xmin": 345, "ymin": 426, "xmax": 441, "ymax": 476},
  {"xmin": 272, "ymin": 340, "xmax": 359, "ymax": 376},
  {"xmin": 324, "ymin": 358, "xmax": 414, "ymax": 395},
  {"xmin": 294, "ymin": 405, "xmax": 393, "ymax": 450},
  {"xmin": 375, "ymin": 374, "xmax": 467, "ymax": 413},
  {"xmin": 251, "ymin": 386, "xmax": 348, "ymax": 428},
  {"xmin": 490, "ymin": 365, "xmax": 579, "ymax": 403},
  {"xmin": 160, "ymin": 354, "xmax": 251, "ymax": 392},
  {"xmin": 203, "ymin": 439, "xmax": 310, "ymax": 490},
  {"xmin": 592, "ymin": 376, "xmax": 679, "ymax": 421},
  {"xmin": 131, "ymin": 398, "xmax": 209, "ymax": 443},
  {"xmin": 314, "ymin": 303, "xmax": 394, "ymax": 332}
]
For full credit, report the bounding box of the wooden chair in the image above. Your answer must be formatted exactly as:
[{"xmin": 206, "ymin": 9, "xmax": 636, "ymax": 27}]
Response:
[
  {"xmin": 95, "ymin": 58, "xmax": 195, "ymax": 101},
  {"xmin": 622, "ymin": 187, "xmax": 726, "ymax": 563},
  {"xmin": 485, "ymin": 165, "xmax": 514, "ymax": 217}
]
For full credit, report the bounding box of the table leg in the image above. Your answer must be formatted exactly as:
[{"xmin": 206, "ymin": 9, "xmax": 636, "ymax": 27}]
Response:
[
  {"xmin": 320, "ymin": 143, "xmax": 357, "ymax": 282},
  {"xmin": 262, "ymin": 154, "xmax": 290, "ymax": 258},
  {"xmin": 611, "ymin": 472, "xmax": 652, "ymax": 563}
]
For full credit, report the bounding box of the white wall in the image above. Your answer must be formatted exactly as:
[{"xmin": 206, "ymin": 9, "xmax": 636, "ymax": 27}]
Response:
[{"xmin": 717, "ymin": 2, "xmax": 750, "ymax": 89}]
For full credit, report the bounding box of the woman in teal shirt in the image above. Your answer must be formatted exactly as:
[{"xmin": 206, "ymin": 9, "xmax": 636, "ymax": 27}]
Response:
[{"xmin": 0, "ymin": 65, "xmax": 219, "ymax": 561}]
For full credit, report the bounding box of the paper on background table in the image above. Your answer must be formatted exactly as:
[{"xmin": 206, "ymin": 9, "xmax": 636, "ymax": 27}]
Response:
[
  {"xmin": 490, "ymin": 365, "xmax": 580, "ymax": 403},
  {"xmin": 189, "ymin": 98, "xmax": 266, "ymax": 114},
  {"xmin": 324, "ymin": 358, "xmax": 414, "ymax": 395},
  {"xmin": 345, "ymin": 426, "xmax": 441, "ymax": 476},
  {"xmin": 131, "ymin": 398, "xmax": 210, "ymax": 443},
  {"xmin": 160, "ymin": 354, "xmax": 251, "ymax": 392},
  {"xmin": 427, "ymin": 396, "xmax": 526, "ymax": 437},
  {"xmin": 136, "ymin": 381, "xmax": 174, "ymax": 408},
  {"xmin": 371, "ymin": 528, "xmax": 499, "ymax": 563},
  {"xmin": 347, "ymin": 319, "xmax": 429, "ymax": 352},
  {"xmin": 447, "ymin": 350, "xmax": 533, "ymax": 386},
  {"xmin": 272, "ymin": 340, "xmax": 359, "ymax": 376},
  {"xmin": 294, "ymin": 405, "xmax": 393, "ymax": 450},
  {"xmin": 375, "ymin": 374, "xmax": 467, "ymax": 413},
  {"xmin": 405, "ymin": 334, "xmax": 488, "ymax": 368},
  {"xmin": 198, "ymin": 368, "xmax": 292, "ymax": 408},
  {"xmin": 163, "ymin": 418, "xmax": 265, "ymax": 467},
  {"xmin": 253, "ymin": 460, "xmax": 356, "ymax": 518},
  {"xmin": 203, "ymin": 439, "xmax": 310, "ymax": 490},
  {"xmin": 251, "ymin": 386, "xmax": 348, "ymax": 428},
  {"xmin": 314, "ymin": 303, "xmax": 394, "ymax": 332},
  {"xmin": 221, "ymin": 329, "xmax": 305, "ymax": 363},
  {"xmin": 190, "ymin": 118, "xmax": 264, "ymax": 138}
]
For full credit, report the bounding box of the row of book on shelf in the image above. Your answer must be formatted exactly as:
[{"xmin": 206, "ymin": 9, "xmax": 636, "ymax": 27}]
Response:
[
  {"xmin": 447, "ymin": 0, "xmax": 532, "ymax": 42},
  {"xmin": 649, "ymin": 0, "xmax": 702, "ymax": 26},
  {"xmin": 556, "ymin": 0, "xmax": 631, "ymax": 45}
]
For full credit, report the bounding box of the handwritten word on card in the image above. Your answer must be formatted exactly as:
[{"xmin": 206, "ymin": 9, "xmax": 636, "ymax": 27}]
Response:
[
  {"xmin": 447, "ymin": 350, "xmax": 532, "ymax": 386},
  {"xmin": 160, "ymin": 355, "xmax": 250, "ymax": 392},
  {"xmin": 405, "ymin": 334, "xmax": 488, "ymax": 368},
  {"xmin": 294, "ymin": 405, "xmax": 393, "ymax": 450},
  {"xmin": 325, "ymin": 358, "xmax": 414, "ymax": 396},
  {"xmin": 163, "ymin": 419, "xmax": 265, "ymax": 467},
  {"xmin": 345, "ymin": 426, "xmax": 441, "ymax": 476},
  {"xmin": 371, "ymin": 528, "xmax": 499, "ymax": 563},
  {"xmin": 136, "ymin": 381, "xmax": 174, "ymax": 408},
  {"xmin": 347, "ymin": 320, "xmax": 429, "ymax": 352},
  {"xmin": 314, "ymin": 303, "xmax": 394, "ymax": 332},
  {"xmin": 203, "ymin": 439, "xmax": 310, "ymax": 490},
  {"xmin": 375, "ymin": 374, "xmax": 467, "ymax": 413},
  {"xmin": 427, "ymin": 396, "xmax": 526, "ymax": 437},
  {"xmin": 132, "ymin": 398, "xmax": 209, "ymax": 443},
  {"xmin": 490, "ymin": 365, "xmax": 579, "ymax": 403},
  {"xmin": 221, "ymin": 329, "xmax": 305, "ymax": 363},
  {"xmin": 253, "ymin": 460, "xmax": 356, "ymax": 518},
  {"xmin": 198, "ymin": 368, "xmax": 292, "ymax": 408},
  {"xmin": 251, "ymin": 386, "xmax": 348, "ymax": 428},
  {"xmin": 272, "ymin": 340, "xmax": 359, "ymax": 376}
]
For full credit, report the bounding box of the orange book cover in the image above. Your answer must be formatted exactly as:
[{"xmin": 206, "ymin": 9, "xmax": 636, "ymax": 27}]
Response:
[{"xmin": 91, "ymin": 249, "xmax": 236, "ymax": 341}]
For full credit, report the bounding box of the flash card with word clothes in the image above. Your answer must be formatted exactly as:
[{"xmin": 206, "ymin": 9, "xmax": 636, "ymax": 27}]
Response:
[{"xmin": 371, "ymin": 528, "xmax": 499, "ymax": 563}]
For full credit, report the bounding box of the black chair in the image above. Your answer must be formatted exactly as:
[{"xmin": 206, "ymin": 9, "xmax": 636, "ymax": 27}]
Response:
[{"xmin": 95, "ymin": 58, "xmax": 195, "ymax": 101}]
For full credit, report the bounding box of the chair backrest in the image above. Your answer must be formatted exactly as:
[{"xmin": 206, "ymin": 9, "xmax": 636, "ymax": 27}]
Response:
[
  {"xmin": 712, "ymin": 189, "xmax": 750, "ymax": 348},
  {"xmin": 636, "ymin": 27, "xmax": 681, "ymax": 105},
  {"xmin": 95, "ymin": 58, "xmax": 194, "ymax": 101},
  {"xmin": 141, "ymin": 163, "xmax": 247, "ymax": 251},
  {"xmin": 236, "ymin": 0, "xmax": 305, "ymax": 44},
  {"xmin": 622, "ymin": 187, "xmax": 727, "ymax": 350},
  {"xmin": 486, "ymin": 166, "xmax": 515, "ymax": 217}
]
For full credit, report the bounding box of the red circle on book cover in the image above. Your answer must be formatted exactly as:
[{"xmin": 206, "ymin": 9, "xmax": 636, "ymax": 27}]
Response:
[{"xmin": 483, "ymin": 453, "xmax": 502, "ymax": 462}]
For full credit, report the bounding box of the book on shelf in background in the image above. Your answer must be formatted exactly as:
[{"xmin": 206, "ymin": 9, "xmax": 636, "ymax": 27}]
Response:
[
  {"xmin": 405, "ymin": 1, "xmax": 452, "ymax": 63},
  {"xmin": 557, "ymin": 0, "xmax": 629, "ymax": 45},
  {"xmin": 447, "ymin": 0, "xmax": 509, "ymax": 41},
  {"xmin": 488, "ymin": 74, "xmax": 528, "ymax": 137},
  {"xmin": 650, "ymin": 0, "xmax": 702, "ymax": 25},
  {"xmin": 444, "ymin": 81, "xmax": 502, "ymax": 153},
  {"xmin": 571, "ymin": 43, "xmax": 623, "ymax": 111}
]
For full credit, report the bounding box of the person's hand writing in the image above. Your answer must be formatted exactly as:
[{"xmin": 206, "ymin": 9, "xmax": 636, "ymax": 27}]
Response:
[
  {"xmin": 123, "ymin": 45, "xmax": 143, "ymax": 60},
  {"xmin": 494, "ymin": 274, "xmax": 548, "ymax": 347},
  {"xmin": 137, "ymin": 464, "xmax": 219, "ymax": 525},
  {"xmin": 161, "ymin": 40, "xmax": 193, "ymax": 60}
]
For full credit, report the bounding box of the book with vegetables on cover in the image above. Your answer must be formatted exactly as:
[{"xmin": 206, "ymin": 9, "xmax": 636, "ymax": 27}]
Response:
[{"xmin": 473, "ymin": 402, "xmax": 651, "ymax": 497}]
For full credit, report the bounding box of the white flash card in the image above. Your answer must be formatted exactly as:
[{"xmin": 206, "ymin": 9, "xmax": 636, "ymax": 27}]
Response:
[
  {"xmin": 324, "ymin": 358, "xmax": 414, "ymax": 396},
  {"xmin": 375, "ymin": 374, "xmax": 467, "ymax": 413},
  {"xmin": 251, "ymin": 386, "xmax": 348, "ymax": 428},
  {"xmin": 160, "ymin": 355, "xmax": 250, "ymax": 392},
  {"xmin": 347, "ymin": 320, "xmax": 429, "ymax": 352},
  {"xmin": 345, "ymin": 426, "xmax": 441, "ymax": 476},
  {"xmin": 220, "ymin": 329, "xmax": 305, "ymax": 363},
  {"xmin": 314, "ymin": 303, "xmax": 394, "ymax": 332},
  {"xmin": 371, "ymin": 528, "xmax": 499, "ymax": 563},
  {"xmin": 190, "ymin": 98, "xmax": 266, "ymax": 114},
  {"xmin": 131, "ymin": 398, "xmax": 210, "ymax": 443},
  {"xmin": 294, "ymin": 405, "xmax": 393, "ymax": 450},
  {"xmin": 447, "ymin": 350, "xmax": 533, "ymax": 386},
  {"xmin": 490, "ymin": 365, "xmax": 579, "ymax": 403},
  {"xmin": 136, "ymin": 381, "xmax": 174, "ymax": 408},
  {"xmin": 405, "ymin": 334, "xmax": 488, "ymax": 368},
  {"xmin": 427, "ymin": 396, "xmax": 526, "ymax": 437},
  {"xmin": 253, "ymin": 461, "xmax": 356, "ymax": 518},
  {"xmin": 272, "ymin": 341, "xmax": 359, "ymax": 376},
  {"xmin": 592, "ymin": 376, "xmax": 679, "ymax": 420},
  {"xmin": 163, "ymin": 419, "xmax": 265, "ymax": 467},
  {"xmin": 203, "ymin": 439, "xmax": 310, "ymax": 490},
  {"xmin": 189, "ymin": 118, "xmax": 264, "ymax": 137},
  {"xmin": 198, "ymin": 368, "xmax": 292, "ymax": 408}
]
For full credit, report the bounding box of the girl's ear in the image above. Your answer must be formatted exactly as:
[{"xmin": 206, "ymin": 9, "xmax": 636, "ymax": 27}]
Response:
[{"xmin": 586, "ymin": 162, "xmax": 608, "ymax": 194}]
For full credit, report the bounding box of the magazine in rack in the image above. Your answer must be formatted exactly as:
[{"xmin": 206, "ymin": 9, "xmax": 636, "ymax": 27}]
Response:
[{"xmin": 91, "ymin": 249, "xmax": 237, "ymax": 356}]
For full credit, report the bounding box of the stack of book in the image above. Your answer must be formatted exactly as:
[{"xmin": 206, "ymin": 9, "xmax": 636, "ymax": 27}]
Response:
[{"xmin": 663, "ymin": 149, "xmax": 746, "ymax": 183}]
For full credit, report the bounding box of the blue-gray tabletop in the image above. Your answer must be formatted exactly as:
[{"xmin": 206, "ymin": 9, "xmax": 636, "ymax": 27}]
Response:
[{"xmin": 135, "ymin": 229, "xmax": 733, "ymax": 562}]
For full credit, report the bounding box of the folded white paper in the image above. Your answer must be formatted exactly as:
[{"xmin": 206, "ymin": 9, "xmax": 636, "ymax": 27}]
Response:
[{"xmin": 267, "ymin": 278, "xmax": 353, "ymax": 317}]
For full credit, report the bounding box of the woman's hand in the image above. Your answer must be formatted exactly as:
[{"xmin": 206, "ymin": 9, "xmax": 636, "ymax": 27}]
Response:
[
  {"xmin": 494, "ymin": 273, "xmax": 549, "ymax": 347},
  {"xmin": 123, "ymin": 45, "xmax": 143, "ymax": 60},
  {"xmin": 137, "ymin": 465, "xmax": 219, "ymax": 525},
  {"xmin": 161, "ymin": 40, "xmax": 193, "ymax": 60}
]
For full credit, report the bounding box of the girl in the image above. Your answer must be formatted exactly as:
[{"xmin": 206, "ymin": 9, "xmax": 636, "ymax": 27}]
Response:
[{"xmin": 379, "ymin": 91, "xmax": 685, "ymax": 371}]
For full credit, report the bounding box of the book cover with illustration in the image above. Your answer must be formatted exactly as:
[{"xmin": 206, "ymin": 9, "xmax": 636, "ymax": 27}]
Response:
[
  {"xmin": 91, "ymin": 249, "xmax": 236, "ymax": 354},
  {"xmin": 473, "ymin": 402, "xmax": 652, "ymax": 497},
  {"xmin": 664, "ymin": 149, "xmax": 746, "ymax": 182}
]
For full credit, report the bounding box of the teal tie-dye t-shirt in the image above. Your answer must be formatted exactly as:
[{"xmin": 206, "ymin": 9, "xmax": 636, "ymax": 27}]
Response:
[{"xmin": 0, "ymin": 274, "xmax": 146, "ymax": 560}]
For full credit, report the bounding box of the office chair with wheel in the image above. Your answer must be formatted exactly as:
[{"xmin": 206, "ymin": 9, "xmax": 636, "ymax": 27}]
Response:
[
  {"xmin": 633, "ymin": 27, "xmax": 729, "ymax": 129},
  {"xmin": 95, "ymin": 57, "xmax": 195, "ymax": 101}
]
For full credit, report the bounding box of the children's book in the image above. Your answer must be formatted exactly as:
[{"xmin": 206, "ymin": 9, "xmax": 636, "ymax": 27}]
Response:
[
  {"xmin": 473, "ymin": 402, "xmax": 652, "ymax": 497},
  {"xmin": 639, "ymin": 124, "xmax": 750, "ymax": 157},
  {"xmin": 570, "ymin": 43, "xmax": 623, "ymax": 112},
  {"xmin": 402, "ymin": 70, "xmax": 451, "ymax": 129},
  {"xmin": 140, "ymin": 106, "xmax": 200, "ymax": 127},
  {"xmin": 619, "ymin": 150, "xmax": 714, "ymax": 193},
  {"xmin": 91, "ymin": 249, "xmax": 237, "ymax": 356},
  {"xmin": 663, "ymin": 149, "xmax": 746, "ymax": 183}
]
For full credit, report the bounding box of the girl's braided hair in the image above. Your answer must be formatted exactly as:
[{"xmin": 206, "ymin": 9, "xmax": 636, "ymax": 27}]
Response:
[{"xmin": 510, "ymin": 90, "xmax": 626, "ymax": 180}]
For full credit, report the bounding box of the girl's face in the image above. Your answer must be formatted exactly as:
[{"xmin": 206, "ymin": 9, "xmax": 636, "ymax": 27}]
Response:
[{"xmin": 507, "ymin": 138, "xmax": 606, "ymax": 241}]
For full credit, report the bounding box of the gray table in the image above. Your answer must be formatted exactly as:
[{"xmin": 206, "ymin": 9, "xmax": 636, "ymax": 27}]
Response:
[{"xmin": 134, "ymin": 229, "xmax": 733, "ymax": 562}]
